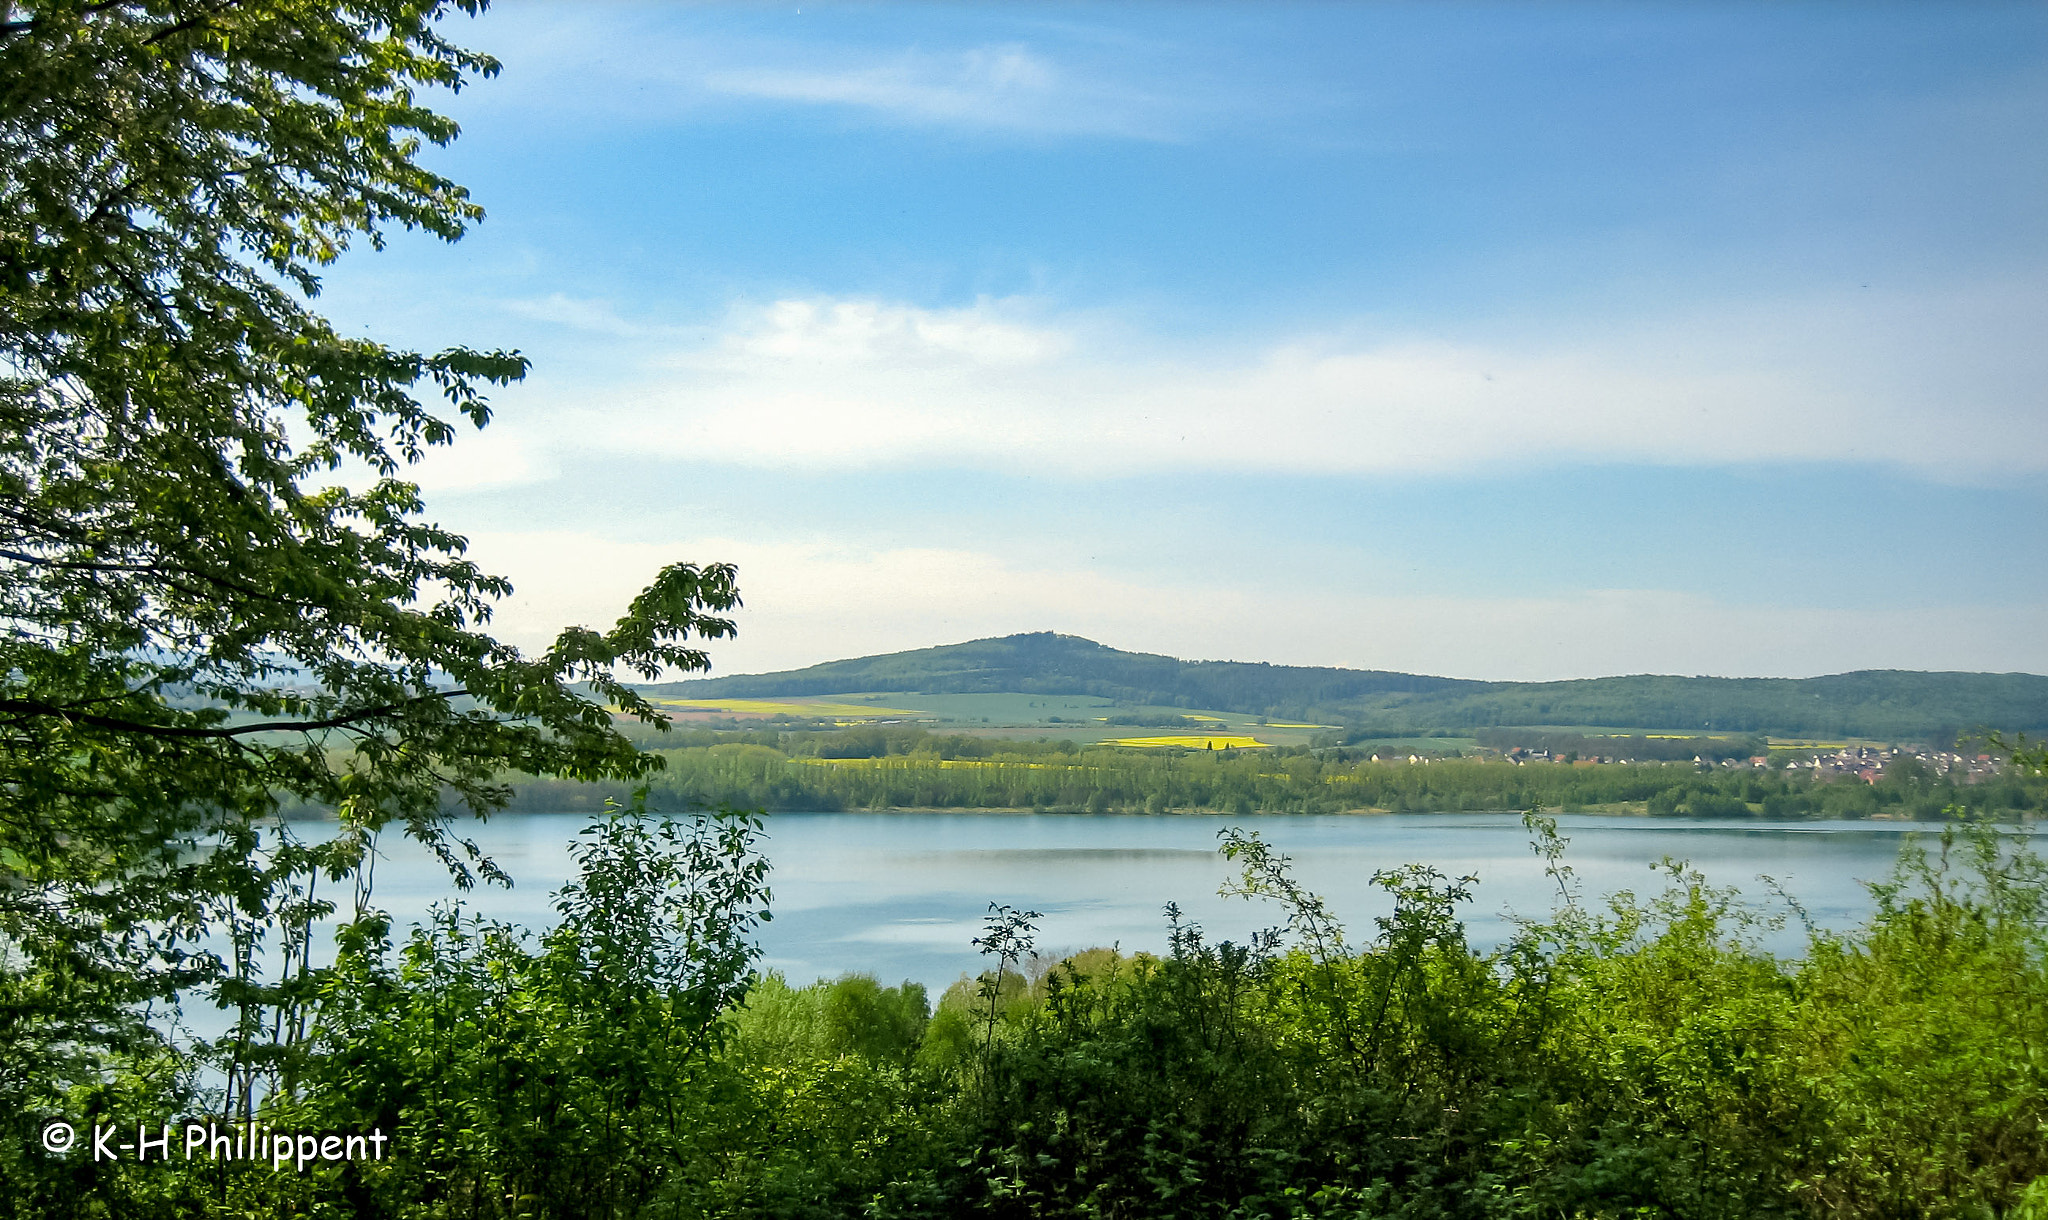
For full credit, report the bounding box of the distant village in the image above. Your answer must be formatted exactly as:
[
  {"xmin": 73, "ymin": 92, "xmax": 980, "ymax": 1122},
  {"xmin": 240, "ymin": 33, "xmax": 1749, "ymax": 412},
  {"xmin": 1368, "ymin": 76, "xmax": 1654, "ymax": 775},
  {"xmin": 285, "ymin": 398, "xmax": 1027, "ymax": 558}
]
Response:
[{"xmin": 1488, "ymin": 744, "xmax": 2003, "ymax": 782}]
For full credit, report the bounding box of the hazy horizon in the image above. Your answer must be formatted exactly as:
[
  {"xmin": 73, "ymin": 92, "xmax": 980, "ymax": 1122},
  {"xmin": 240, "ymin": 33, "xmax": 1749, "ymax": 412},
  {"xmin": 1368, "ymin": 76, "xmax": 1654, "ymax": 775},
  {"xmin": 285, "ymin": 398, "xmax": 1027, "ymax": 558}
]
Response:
[{"xmin": 653, "ymin": 628, "xmax": 2048, "ymax": 686}]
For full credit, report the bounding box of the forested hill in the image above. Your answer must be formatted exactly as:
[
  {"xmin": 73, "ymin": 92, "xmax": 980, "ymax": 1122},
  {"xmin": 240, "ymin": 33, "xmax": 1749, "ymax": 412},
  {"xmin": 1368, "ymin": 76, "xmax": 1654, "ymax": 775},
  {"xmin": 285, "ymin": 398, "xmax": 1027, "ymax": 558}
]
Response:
[
  {"xmin": 651, "ymin": 632, "xmax": 1475, "ymax": 709},
  {"xmin": 1382, "ymin": 669, "xmax": 2048, "ymax": 740},
  {"xmin": 644, "ymin": 633, "xmax": 2048, "ymax": 739}
]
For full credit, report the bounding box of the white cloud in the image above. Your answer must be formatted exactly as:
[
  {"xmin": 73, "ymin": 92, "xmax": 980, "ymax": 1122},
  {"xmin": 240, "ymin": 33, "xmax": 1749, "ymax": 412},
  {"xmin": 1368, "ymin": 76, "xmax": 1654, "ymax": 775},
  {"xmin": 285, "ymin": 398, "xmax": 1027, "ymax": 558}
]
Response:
[
  {"xmin": 703, "ymin": 44, "xmax": 1085, "ymax": 130},
  {"xmin": 455, "ymin": 530, "xmax": 2048, "ymax": 682},
  {"xmin": 504, "ymin": 293, "xmax": 671, "ymax": 340},
  {"xmin": 459, "ymin": 13, "xmax": 1190, "ymax": 140},
  {"xmin": 283, "ymin": 411, "xmax": 556, "ymax": 497},
  {"xmin": 397, "ymin": 421, "xmax": 562, "ymax": 493},
  {"xmin": 714, "ymin": 297, "xmax": 1071, "ymax": 366},
  {"xmin": 693, "ymin": 40, "xmax": 1187, "ymax": 139},
  {"xmin": 500, "ymin": 283, "xmax": 2047, "ymax": 483}
]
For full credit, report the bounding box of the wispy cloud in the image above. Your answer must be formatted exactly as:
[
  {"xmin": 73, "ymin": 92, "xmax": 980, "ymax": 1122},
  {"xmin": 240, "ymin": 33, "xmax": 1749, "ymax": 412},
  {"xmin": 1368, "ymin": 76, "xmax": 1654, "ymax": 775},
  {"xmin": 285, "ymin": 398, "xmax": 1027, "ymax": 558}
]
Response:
[
  {"xmin": 705, "ymin": 44, "xmax": 1090, "ymax": 129},
  {"xmin": 463, "ymin": 13, "xmax": 1196, "ymax": 140},
  {"xmin": 503, "ymin": 293, "xmax": 673, "ymax": 340},
  {"xmin": 699, "ymin": 39, "xmax": 1188, "ymax": 138},
  {"xmin": 494, "ymin": 284, "xmax": 2047, "ymax": 483}
]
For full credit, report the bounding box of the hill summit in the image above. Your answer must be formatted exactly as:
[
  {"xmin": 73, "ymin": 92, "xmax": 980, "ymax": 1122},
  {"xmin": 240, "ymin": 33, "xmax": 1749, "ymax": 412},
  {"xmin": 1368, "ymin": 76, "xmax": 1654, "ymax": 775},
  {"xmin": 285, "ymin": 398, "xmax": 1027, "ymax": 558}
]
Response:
[
  {"xmin": 644, "ymin": 632, "xmax": 2048, "ymax": 742},
  {"xmin": 648, "ymin": 632, "xmax": 1468, "ymax": 707}
]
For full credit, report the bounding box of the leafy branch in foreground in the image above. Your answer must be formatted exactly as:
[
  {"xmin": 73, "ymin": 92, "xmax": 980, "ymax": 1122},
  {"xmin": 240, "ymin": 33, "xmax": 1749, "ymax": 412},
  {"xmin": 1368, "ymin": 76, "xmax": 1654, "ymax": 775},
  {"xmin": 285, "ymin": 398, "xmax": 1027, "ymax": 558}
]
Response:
[{"xmin": 0, "ymin": 0, "xmax": 733, "ymax": 1117}]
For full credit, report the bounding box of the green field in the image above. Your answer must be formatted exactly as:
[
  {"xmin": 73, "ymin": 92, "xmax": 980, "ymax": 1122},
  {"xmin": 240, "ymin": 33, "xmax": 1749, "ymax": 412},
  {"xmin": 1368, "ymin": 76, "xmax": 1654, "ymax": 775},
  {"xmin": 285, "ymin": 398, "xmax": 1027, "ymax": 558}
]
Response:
[
  {"xmin": 848, "ymin": 691, "xmax": 1115, "ymax": 725},
  {"xmin": 709, "ymin": 691, "xmax": 1341, "ymax": 748},
  {"xmin": 655, "ymin": 696, "xmax": 927, "ymax": 721},
  {"xmin": 1340, "ymin": 735, "xmax": 1482, "ymax": 755},
  {"xmin": 631, "ymin": 683, "xmax": 1987, "ymax": 761}
]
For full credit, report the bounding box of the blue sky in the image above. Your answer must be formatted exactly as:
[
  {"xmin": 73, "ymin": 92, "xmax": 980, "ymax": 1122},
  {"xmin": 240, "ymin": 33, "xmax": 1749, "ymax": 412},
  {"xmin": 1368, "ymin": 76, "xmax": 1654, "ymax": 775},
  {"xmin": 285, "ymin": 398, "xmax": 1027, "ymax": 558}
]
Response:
[{"xmin": 318, "ymin": 2, "xmax": 2048, "ymax": 680}]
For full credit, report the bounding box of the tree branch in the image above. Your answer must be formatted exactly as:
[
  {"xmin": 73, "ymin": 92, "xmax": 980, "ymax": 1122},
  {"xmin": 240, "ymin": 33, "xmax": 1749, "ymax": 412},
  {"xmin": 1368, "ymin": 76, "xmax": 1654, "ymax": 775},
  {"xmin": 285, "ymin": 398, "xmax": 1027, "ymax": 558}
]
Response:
[
  {"xmin": 0, "ymin": 1, "xmax": 129, "ymax": 40},
  {"xmin": 0, "ymin": 688, "xmax": 469, "ymax": 739}
]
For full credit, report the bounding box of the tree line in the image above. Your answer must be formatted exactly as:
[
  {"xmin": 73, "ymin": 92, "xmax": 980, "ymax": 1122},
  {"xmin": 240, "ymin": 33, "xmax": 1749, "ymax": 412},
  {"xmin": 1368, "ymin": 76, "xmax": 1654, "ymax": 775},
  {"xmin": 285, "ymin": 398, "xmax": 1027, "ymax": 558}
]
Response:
[
  {"xmin": 487, "ymin": 729, "xmax": 2047, "ymax": 822},
  {"xmin": 1472, "ymin": 728, "xmax": 1770, "ymax": 762}
]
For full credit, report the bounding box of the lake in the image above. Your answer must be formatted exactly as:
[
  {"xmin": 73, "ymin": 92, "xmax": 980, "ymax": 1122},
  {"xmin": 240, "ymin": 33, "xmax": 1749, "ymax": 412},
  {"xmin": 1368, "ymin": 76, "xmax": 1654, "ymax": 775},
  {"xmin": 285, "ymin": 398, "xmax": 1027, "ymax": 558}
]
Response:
[{"xmin": 350, "ymin": 811, "xmax": 1991, "ymax": 996}]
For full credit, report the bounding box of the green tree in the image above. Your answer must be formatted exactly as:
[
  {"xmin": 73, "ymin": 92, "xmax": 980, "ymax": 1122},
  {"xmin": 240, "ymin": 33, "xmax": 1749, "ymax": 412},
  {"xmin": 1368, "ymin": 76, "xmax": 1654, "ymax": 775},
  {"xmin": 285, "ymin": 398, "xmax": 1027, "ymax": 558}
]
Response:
[
  {"xmin": 282, "ymin": 798, "xmax": 771, "ymax": 1220},
  {"xmin": 0, "ymin": 0, "xmax": 734, "ymax": 1119}
]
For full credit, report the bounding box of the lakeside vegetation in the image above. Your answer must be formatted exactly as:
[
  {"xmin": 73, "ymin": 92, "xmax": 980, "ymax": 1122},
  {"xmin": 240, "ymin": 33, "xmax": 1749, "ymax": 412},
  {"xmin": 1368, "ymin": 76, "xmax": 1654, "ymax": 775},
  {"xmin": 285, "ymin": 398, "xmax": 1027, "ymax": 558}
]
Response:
[
  {"xmin": 490, "ymin": 726, "xmax": 2048, "ymax": 821},
  {"xmin": 21, "ymin": 800, "xmax": 2048, "ymax": 1219}
]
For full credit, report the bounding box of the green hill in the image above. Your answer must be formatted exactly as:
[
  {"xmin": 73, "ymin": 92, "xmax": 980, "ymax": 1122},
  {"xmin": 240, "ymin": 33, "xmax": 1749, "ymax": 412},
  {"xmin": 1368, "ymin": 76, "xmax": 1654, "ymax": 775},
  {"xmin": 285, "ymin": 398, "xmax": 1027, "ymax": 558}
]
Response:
[
  {"xmin": 646, "ymin": 632, "xmax": 2048, "ymax": 741},
  {"xmin": 1366, "ymin": 669, "xmax": 2048, "ymax": 741},
  {"xmin": 649, "ymin": 632, "xmax": 1474, "ymax": 708}
]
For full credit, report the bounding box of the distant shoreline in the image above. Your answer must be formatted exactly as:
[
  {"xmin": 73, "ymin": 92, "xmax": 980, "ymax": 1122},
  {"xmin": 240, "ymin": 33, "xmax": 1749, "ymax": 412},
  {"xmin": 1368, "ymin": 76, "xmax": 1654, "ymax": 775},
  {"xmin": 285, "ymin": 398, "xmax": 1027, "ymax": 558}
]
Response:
[{"xmin": 293, "ymin": 805, "xmax": 2006, "ymax": 823}]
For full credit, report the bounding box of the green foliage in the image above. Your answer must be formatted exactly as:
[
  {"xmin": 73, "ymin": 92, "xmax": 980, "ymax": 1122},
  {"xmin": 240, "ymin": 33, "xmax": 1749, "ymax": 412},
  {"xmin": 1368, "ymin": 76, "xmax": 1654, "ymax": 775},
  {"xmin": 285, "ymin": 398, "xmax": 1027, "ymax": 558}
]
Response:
[
  {"xmin": 264, "ymin": 799, "xmax": 766, "ymax": 1219},
  {"xmin": 10, "ymin": 787, "xmax": 2044, "ymax": 1219},
  {"xmin": 732, "ymin": 972, "xmax": 931, "ymax": 1068},
  {"xmin": 708, "ymin": 973, "xmax": 955, "ymax": 1218},
  {"xmin": 0, "ymin": 0, "xmax": 737, "ymax": 1140},
  {"xmin": 970, "ymin": 903, "xmax": 1039, "ymax": 1088},
  {"xmin": 0, "ymin": 795, "xmax": 774, "ymax": 1219},
  {"xmin": 923, "ymin": 818, "xmax": 2048, "ymax": 1220}
]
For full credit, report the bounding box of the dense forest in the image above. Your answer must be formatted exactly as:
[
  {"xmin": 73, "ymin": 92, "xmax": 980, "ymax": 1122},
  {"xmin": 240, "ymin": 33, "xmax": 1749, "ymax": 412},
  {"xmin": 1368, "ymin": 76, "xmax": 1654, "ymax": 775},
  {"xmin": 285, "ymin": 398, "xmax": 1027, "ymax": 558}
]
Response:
[{"xmin": 648, "ymin": 632, "xmax": 2048, "ymax": 741}]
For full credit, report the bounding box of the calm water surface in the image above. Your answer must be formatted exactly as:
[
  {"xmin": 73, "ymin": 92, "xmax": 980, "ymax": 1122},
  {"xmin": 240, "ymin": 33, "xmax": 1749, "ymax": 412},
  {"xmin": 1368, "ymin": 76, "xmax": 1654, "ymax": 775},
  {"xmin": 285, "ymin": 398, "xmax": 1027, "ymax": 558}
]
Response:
[{"xmin": 354, "ymin": 812, "xmax": 1983, "ymax": 995}]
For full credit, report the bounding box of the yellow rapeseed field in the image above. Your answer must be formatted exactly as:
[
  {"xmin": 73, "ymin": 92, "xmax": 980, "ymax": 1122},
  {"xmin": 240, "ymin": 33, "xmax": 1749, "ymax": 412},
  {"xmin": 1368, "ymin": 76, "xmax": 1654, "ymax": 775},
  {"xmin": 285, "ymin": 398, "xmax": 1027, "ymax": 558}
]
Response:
[
  {"xmin": 801, "ymin": 758, "xmax": 1087, "ymax": 772},
  {"xmin": 1101, "ymin": 734, "xmax": 1272, "ymax": 750},
  {"xmin": 656, "ymin": 697, "xmax": 924, "ymax": 719}
]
